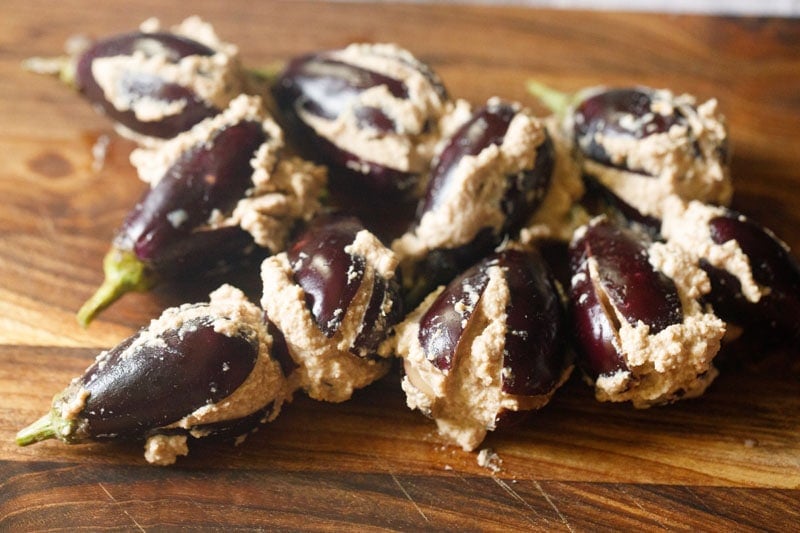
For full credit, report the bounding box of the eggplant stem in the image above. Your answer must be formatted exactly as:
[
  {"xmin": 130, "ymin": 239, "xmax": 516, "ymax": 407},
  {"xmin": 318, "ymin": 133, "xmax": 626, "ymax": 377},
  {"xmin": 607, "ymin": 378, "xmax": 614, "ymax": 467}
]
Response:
[
  {"xmin": 526, "ymin": 80, "xmax": 573, "ymax": 117},
  {"xmin": 244, "ymin": 63, "xmax": 285, "ymax": 114},
  {"xmin": 77, "ymin": 248, "xmax": 155, "ymax": 327},
  {"xmin": 246, "ymin": 62, "xmax": 285, "ymax": 85},
  {"xmin": 16, "ymin": 414, "xmax": 57, "ymax": 446},
  {"xmin": 22, "ymin": 55, "xmax": 76, "ymax": 87}
]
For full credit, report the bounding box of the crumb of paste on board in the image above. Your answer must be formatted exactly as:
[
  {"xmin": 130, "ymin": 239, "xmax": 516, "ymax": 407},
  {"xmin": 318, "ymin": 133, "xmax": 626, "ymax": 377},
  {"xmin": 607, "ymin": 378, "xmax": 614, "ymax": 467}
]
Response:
[
  {"xmin": 476, "ymin": 448, "xmax": 503, "ymax": 474},
  {"xmin": 144, "ymin": 434, "xmax": 189, "ymax": 466}
]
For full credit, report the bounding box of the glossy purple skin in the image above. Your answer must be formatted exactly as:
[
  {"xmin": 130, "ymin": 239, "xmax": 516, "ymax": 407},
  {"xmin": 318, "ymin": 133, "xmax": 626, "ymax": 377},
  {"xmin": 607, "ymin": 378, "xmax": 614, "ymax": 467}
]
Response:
[
  {"xmin": 77, "ymin": 315, "xmax": 257, "ymax": 440},
  {"xmin": 286, "ymin": 215, "xmax": 401, "ymax": 355},
  {"xmin": 75, "ymin": 32, "xmax": 220, "ymax": 139},
  {"xmin": 573, "ymin": 88, "xmax": 684, "ymax": 174},
  {"xmin": 272, "ymin": 51, "xmax": 447, "ymax": 194},
  {"xmin": 265, "ymin": 312, "xmax": 298, "ymax": 376},
  {"xmin": 275, "ymin": 55, "xmax": 408, "ymax": 126},
  {"xmin": 147, "ymin": 225, "xmax": 256, "ymax": 277},
  {"xmin": 184, "ymin": 402, "xmax": 282, "ymax": 443},
  {"xmin": 569, "ymin": 218, "xmax": 683, "ymax": 378},
  {"xmin": 537, "ymin": 239, "xmax": 571, "ymax": 292},
  {"xmin": 287, "ymin": 215, "xmax": 365, "ymax": 337},
  {"xmin": 497, "ymin": 250, "xmax": 566, "ymax": 396},
  {"xmin": 503, "ymin": 136, "xmax": 555, "ymax": 234},
  {"xmin": 422, "ymin": 102, "xmax": 516, "ymax": 213},
  {"xmin": 170, "ymin": 402, "xmax": 276, "ymax": 443},
  {"xmin": 570, "ymin": 248, "xmax": 626, "ymax": 377},
  {"xmin": 115, "ymin": 120, "xmax": 266, "ymax": 272},
  {"xmin": 353, "ymin": 274, "xmax": 403, "ymax": 357},
  {"xmin": 418, "ymin": 258, "xmax": 490, "ymax": 372},
  {"xmin": 702, "ymin": 212, "xmax": 800, "ymax": 339},
  {"xmin": 418, "ymin": 250, "xmax": 566, "ymax": 396}
]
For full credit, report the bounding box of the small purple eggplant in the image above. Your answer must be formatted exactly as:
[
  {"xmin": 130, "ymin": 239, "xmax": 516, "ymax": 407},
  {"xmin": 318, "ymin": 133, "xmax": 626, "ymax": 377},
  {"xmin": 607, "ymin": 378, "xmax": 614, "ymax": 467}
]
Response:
[
  {"xmin": 17, "ymin": 285, "xmax": 288, "ymax": 465},
  {"xmin": 569, "ymin": 215, "xmax": 725, "ymax": 407},
  {"xmin": 25, "ymin": 17, "xmax": 243, "ymax": 143},
  {"xmin": 77, "ymin": 95, "xmax": 327, "ymax": 325},
  {"xmin": 527, "ymin": 82, "xmax": 732, "ymax": 220},
  {"xmin": 392, "ymin": 99, "xmax": 555, "ymax": 304},
  {"xmin": 389, "ymin": 248, "xmax": 570, "ymax": 451},
  {"xmin": 260, "ymin": 214, "xmax": 402, "ymax": 402},
  {"xmin": 660, "ymin": 199, "xmax": 800, "ymax": 344},
  {"xmin": 272, "ymin": 43, "xmax": 453, "ymax": 196}
]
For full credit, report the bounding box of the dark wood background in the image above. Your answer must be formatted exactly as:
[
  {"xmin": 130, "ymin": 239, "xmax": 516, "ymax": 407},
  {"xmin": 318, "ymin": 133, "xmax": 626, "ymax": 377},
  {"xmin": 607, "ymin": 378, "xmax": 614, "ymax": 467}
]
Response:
[{"xmin": 1, "ymin": 1, "xmax": 798, "ymax": 529}]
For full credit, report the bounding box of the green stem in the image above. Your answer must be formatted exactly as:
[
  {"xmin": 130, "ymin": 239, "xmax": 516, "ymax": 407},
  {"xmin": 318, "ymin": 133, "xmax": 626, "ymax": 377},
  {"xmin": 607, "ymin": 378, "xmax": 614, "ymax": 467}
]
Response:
[
  {"xmin": 16, "ymin": 414, "xmax": 57, "ymax": 446},
  {"xmin": 21, "ymin": 55, "xmax": 77, "ymax": 87},
  {"xmin": 246, "ymin": 62, "xmax": 285, "ymax": 85},
  {"xmin": 525, "ymin": 80, "xmax": 573, "ymax": 117},
  {"xmin": 77, "ymin": 248, "xmax": 156, "ymax": 327}
]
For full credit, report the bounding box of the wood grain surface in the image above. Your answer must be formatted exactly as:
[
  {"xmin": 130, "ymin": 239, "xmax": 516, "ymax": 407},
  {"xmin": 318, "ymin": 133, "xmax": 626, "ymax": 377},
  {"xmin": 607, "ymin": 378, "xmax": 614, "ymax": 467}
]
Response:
[{"xmin": 1, "ymin": 0, "xmax": 799, "ymax": 530}]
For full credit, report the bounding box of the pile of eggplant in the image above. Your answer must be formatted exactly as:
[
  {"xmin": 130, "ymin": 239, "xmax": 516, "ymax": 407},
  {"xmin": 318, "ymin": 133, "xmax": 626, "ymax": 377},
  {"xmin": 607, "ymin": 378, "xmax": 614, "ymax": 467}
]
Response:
[{"xmin": 17, "ymin": 17, "xmax": 800, "ymax": 463}]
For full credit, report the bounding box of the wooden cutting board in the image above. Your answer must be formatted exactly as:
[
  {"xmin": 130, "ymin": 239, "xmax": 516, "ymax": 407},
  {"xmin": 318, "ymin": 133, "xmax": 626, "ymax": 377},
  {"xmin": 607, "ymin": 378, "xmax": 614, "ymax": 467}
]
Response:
[{"xmin": 1, "ymin": 1, "xmax": 798, "ymax": 529}]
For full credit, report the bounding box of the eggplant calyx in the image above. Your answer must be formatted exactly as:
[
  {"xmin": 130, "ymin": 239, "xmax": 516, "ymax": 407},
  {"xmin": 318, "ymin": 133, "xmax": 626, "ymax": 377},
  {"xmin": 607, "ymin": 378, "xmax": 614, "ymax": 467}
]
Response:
[
  {"xmin": 77, "ymin": 247, "xmax": 157, "ymax": 327},
  {"xmin": 16, "ymin": 409, "xmax": 74, "ymax": 446}
]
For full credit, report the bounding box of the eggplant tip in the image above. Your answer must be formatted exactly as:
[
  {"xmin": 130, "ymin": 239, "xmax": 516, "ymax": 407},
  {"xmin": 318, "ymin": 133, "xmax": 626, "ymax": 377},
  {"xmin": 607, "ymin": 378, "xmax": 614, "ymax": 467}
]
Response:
[
  {"xmin": 21, "ymin": 55, "xmax": 76, "ymax": 87},
  {"xmin": 16, "ymin": 414, "xmax": 57, "ymax": 447},
  {"xmin": 525, "ymin": 79, "xmax": 571, "ymax": 117},
  {"xmin": 76, "ymin": 248, "xmax": 155, "ymax": 327}
]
